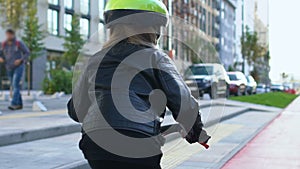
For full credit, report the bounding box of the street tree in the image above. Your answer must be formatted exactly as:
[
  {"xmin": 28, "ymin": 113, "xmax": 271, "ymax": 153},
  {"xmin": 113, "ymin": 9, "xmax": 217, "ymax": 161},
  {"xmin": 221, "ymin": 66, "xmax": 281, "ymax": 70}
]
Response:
[
  {"xmin": 241, "ymin": 27, "xmax": 262, "ymax": 65},
  {"xmin": 62, "ymin": 14, "xmax": 85, "ymax": 68},
  {"xmin": 22, "ymin": 0, "xmax": 45, "ymax": 94},
  {"xmin": 43, "ymin": 14, "xmax": 84, "ymax": 95},
  {"xmin": 241, "ymin": 26, "xmax": 268, "ymax": 82},
  {"xmin": 281, "ymin": 72, "xmax": 289, "ymax": 82},
  {"xmin": 0, "ymin": 0, "xmax": 29, "ymax": 30}
]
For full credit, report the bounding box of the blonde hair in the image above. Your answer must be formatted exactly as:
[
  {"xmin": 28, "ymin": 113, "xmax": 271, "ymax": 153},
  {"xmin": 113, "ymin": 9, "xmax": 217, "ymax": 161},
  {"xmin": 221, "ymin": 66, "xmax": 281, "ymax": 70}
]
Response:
[{"xmin": 103, "ymin": 24, "xmax": 158, "ymax": 49}]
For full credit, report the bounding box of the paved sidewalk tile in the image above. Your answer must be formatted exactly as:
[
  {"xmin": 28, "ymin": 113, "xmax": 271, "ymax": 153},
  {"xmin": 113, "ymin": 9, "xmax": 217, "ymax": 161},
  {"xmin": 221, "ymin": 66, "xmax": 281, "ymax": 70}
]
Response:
[
  {"xmin": 0, "ymin": 133, "xmax": 85, "ymax": 169},
  {"xmin": 222, "ymin": 97, "xmax": 300, "ymax": 169},
  {"xmin": 161, "ymin": 123, "xmax": 242, "ymax": 169},
  {"xmin": 172, "ymin": 109, "xmax": 280, "ymax": 169}
]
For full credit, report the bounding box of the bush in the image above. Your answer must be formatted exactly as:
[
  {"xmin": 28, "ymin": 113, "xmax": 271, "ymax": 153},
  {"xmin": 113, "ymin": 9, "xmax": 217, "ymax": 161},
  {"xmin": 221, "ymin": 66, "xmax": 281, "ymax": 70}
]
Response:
[{"xmin": 42, "ymin": 69, "xmax": 72, "ymax": 94}]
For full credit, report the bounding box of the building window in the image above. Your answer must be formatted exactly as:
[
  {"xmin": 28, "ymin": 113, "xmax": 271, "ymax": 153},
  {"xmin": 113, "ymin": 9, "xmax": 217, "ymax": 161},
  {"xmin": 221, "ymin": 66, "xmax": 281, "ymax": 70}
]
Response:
[
  {"xmin": 64, "ymin": 0, "xmax": 73, "ymax": 9},
  {"xmin": 64, "ymin": 0, "xmax": 74, "ymax": 35},
  {"xmin": 221, "ymin": 11, "xmax": 225, "ymax": 19},
  {"xmin": 80, "ymin": 0, "xmax": 90, "ymax": 15},
  {"xmin": 98, "ymin": 22, "xmax": 106, "ymax": 42},
  {"xmin": 64, "ymin": 13, "xmax": 72, "ymax": 31},
  {"xmin": 99, "ymin": 0, "xmax": 107, "ymax": 19},
  {"xmin": 48, "ymin": 0, "xmax": 60, "ymax": 35},
  {"xmin": 47, "ymin": 9, "xmax": 59, "ymax": 35},
  {"xmin": 80, "ymin": 18, "xmax": 90, "ymax": 38},
  {"xmin": 48, "ymin": 0, "xmax": 59, "ymax": 5}
]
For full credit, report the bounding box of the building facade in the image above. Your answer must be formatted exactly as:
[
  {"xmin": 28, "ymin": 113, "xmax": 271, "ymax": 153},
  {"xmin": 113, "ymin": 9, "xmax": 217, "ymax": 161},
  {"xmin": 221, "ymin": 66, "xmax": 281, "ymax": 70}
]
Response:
[
  {"xmin": 162, "ymin": 0, "xmax": 220, "ymax": 45},
  {"xmin": 161, "ymin": 0, "xmax": 221, "ymax": 73},
  {"xmin": 0, "ymin": 0, "xmax": 241, "ymax": 89},
  {"xmin": 219, "ymin": 0, "xmax": 237, "ymax": 70},
  {"xmin": 254, "ymin": 1, "xmax": 270, "ymax": 84},
  {"xmin": 235, "ymin": 0, "xmax": 256, "ymax": 74},
  {"xmin": 42, "ymin": 0, "xmax": 107, "ymax": 54},
  {"xmin": 0, "ymin": 0, "xmax": 108, "ymax": 89}
]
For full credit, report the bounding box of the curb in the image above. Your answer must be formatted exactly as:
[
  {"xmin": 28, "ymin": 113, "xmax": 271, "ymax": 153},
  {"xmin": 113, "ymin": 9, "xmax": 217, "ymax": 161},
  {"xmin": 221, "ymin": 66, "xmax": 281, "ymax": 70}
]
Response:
[
  {"xmin": 0, "ymin": 102, "xmax": 245, "ymax": 147},
  {"xmin": 205, "ymin": 108, "xmax": 250, "ymax": 127},
  {"xmin": 0, "ymin": 124, "xmax": 80, "ymax": 146},
  {"xmin": 55, "ymin": 160, "xmax": 90, "ymax": 169}
]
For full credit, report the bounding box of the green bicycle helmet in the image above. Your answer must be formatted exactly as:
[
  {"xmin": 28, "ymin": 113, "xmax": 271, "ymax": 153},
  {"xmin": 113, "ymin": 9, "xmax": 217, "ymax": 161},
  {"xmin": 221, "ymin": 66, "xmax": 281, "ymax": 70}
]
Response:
[{"xmin": 104, "ymin": 0, "xmax": 169, "ymax": 28}]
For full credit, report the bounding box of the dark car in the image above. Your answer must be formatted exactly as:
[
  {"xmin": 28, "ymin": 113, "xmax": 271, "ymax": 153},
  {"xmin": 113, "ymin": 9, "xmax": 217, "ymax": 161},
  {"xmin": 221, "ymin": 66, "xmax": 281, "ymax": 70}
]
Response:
[
  {"xmin": 184, "ymin": 64, "xmax": 229, "ymax": 99},
  {"xmin": 227, "ymin": 72, "xmax": 248, "ymax": 96}
]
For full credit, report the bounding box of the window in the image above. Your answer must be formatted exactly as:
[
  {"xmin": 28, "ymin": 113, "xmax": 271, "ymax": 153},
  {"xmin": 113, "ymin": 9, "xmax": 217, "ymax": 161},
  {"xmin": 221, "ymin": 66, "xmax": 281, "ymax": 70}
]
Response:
[
  {"xmin": 80, "ymin": 18, "xmax": 90, "ymax": 38},
  {"xmin": 64, "ymin": 13, "xmax": 72, "ymax": 31},
  {"xmin": 47, "ymin": 9, "xmax": 59, "ymax": 35},
  {"xmin": 208, "ymin": 13, "xmax": 211, "ymax": 35},
  {"xmin": 64, "ymin": 0, "xmax": 73, "ymax": 9},
  {"xmin": 99, "ymin": 0, "xmax": 107, "ymax": 19},
  {"xmin": 98, "ymin": 22, "xmax": 106, "ymax": 43},
  {"xmin": 187, "ymin": 66, "xmax": 214, "ymax": 76},
  {"xmin": 221, "ymin": 37, "xmax": 225, "ymax": 45},
  {"xmin": 80, "ymin": 0, "xmax": 90, "ymax": 39},
  {"xmin": 48, "ymin": 0, "xmax": 59, "ymax": 5},
  {"xmin": 48, "ymin": 0, "xmax": 60, "ymax": 35},
  {"xmin": 80, "ymin": 0, "xmax": 90, "ymax": 15}
]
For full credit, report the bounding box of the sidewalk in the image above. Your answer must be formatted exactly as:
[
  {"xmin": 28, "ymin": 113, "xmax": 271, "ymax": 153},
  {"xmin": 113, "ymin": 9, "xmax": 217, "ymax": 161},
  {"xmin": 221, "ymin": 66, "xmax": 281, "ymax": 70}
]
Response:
[
  {"xmin": 0, "ymin": 97, "xmax": 282, "ymax": 169},
  {"xmin": 222, "ymin": 96, "xmax": 300, "ymax": 169},
  {"xmin": 160, "ymin": 100, "xmax": 282, "ymax": 169}
]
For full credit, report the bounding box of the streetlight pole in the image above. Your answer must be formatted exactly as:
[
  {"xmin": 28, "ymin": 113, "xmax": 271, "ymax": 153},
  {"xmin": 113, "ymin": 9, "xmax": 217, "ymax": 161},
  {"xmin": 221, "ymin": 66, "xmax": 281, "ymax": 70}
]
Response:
[
  {"xmin": 168, "ymin": 0, "xmax": 172, "ymax": 52},
  {"xmin": 241, "ymin": 0, "xmax": 245, "ymax": 74}
]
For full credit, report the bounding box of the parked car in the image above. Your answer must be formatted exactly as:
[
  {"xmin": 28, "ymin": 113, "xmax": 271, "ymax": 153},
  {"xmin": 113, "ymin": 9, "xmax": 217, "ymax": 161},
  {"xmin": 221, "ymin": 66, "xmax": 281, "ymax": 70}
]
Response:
[
  {"xmin": 246, "ymin": 76, "xmax": 257, "ymax": 95},
  {"xmin": 256, "ymin": 84, "xmax": 267, "ymax": 94},
  {"xmin": 271, "ymin": 83, "xmax": 284, "ymax": 92},
  {"xmin": 266, "ymin": 85, "xmax": 271, "ymax": 93},
  {"xmin": 284, "ymin": 86, "xmax": 297, "ymax": 94},
  {"xmin": 227, "ymin": 72, "xmax": 248, "ymax": 96},
  {"xmin": 184, "ymin": 64, "xmax": 229, "ymax": 99}
]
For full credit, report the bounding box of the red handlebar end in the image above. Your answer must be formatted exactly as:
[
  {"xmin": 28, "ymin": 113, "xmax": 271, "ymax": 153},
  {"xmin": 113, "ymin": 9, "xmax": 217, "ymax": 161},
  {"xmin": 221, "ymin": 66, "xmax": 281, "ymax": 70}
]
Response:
[{"xmin": 200, "ymin": 143, "xmax": 209, "ymax": 149}]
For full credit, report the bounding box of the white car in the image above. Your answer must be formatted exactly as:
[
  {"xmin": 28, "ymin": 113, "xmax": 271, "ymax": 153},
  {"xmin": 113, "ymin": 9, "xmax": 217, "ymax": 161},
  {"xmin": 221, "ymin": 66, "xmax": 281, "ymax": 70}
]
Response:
[
  {"xmin": 256, "ymin": 84, "xmax": 267, "ymax": 94},
  {"xmin": 227, "ymin": 72, "xmax": 248, "ymax": 96},
  {"xmin": 246, "ymin": 76, "xmax": 257, "ymax": 95},
  {"xmin": 271, "ymin": 83, "xmax": 284, "ymax": 92}
]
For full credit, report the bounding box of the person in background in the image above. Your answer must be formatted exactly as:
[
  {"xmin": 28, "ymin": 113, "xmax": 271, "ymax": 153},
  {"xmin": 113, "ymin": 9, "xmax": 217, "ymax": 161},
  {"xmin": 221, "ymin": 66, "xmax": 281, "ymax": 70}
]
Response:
[{"xmin": 0, "ymin": 29, "xmax": 30, "ymax": 110}]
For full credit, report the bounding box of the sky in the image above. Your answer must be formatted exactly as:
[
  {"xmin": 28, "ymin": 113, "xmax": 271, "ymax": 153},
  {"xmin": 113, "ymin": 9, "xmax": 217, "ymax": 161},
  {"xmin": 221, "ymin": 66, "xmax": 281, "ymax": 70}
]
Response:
[{"xmin": 268, "ymin": 0, "xmax": 300, "ymax": 82}]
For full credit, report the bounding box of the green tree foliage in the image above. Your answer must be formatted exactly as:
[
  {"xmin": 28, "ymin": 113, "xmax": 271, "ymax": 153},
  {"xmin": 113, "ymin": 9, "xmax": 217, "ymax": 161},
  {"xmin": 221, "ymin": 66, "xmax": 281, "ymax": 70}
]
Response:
[
  {"xmin": 22, "ymin": 0, "xmax": 45, "ymax": 61},
  {"xmin": 228, "ymin": 65, "xmax": 235, "ymax": 72},
  {"xmin": 21, "ymin": 0, "xmax": 45, "ymax": 93},
  {"xmin": 241, "ymin": 26, "xmax": 269, "ymax": 82},
  {"xmin": 0, "ymin": 0, "xmax": 28, "ymax": 30},
  {"xmin": 43, "ymin": 14, "xmax": 84, "ymax": 94},
  {"xmin": 281, "ymin": 72, "xmax": 289, "ymax": 82},
  {"xmin": 241, "ymin": 27, "xmax": 263, "ymax": 65},
  {"xmin": 42, "ymin": 69, "xmax": 73, "ymax": 94},
  {"xmin": 62, "ymin": 14, "xmax": 85, "ymax": 68}
]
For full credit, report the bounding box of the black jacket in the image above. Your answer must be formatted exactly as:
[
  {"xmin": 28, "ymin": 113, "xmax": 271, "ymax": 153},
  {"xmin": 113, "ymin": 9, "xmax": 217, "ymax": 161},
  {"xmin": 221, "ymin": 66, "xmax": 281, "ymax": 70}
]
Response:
[{"xmin": 68, "ymin": 41, "xmax": 210, "ymax": 144}]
